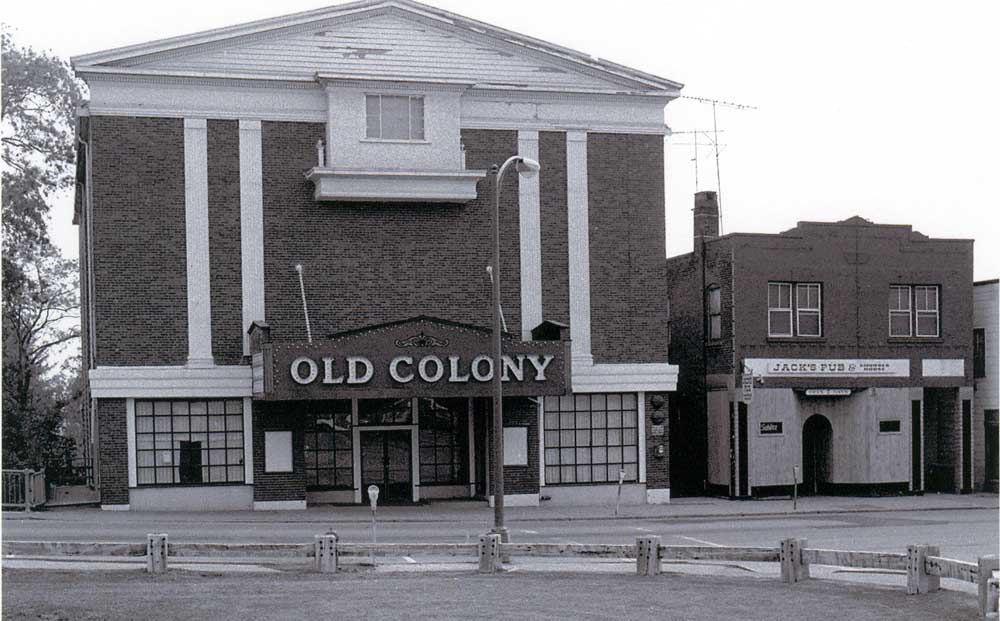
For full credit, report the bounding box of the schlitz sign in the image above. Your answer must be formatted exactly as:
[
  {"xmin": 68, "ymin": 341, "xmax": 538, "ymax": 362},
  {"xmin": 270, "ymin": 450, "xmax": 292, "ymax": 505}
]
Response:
[{"xmin": 250, "ymin": 316, "xmax": 570, "ymax": 400}]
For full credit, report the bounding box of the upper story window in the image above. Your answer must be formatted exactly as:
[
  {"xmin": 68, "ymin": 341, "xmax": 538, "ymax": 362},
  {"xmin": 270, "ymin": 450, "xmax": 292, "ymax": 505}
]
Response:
[
  {"xmin": 707, "ymin": 287, "xmax": 722, "ymax": 339},
  {"xmin": 889, "ymin": 285, "xmax": 939, "ymax": 337},
  {"xmin": 365, "ymin": 94, "xmax": 425, "ymax": 141},
  {"xmin": 974, "ymin": 328, "xmax": 986, "ymax": 378},
  {"xmin": 768, "ymin": 282, "xmax": 822, "ymax": 338}
]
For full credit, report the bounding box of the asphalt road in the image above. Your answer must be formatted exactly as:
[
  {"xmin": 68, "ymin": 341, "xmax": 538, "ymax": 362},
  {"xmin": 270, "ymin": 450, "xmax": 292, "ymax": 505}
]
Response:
[{"xmin": 4, "ymin": 507, "xmax": 995, "ymax": 562}]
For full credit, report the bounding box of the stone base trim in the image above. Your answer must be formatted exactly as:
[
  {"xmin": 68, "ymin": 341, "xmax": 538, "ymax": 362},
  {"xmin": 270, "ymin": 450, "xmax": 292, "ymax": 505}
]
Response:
[
  {"xmin": 488, "ymin": 493, "xmax": 540, "ymax": 507},
  {"xmin": 646, "ymin": 488, "xmax": 671, "ymax": 504},
  {"xmin": 253, "ymin": 500, "xmax": 307, "ymax": 511},
  {"xmin": 100, "ymin": 504, "xmax": 131, "ymax": 511}
]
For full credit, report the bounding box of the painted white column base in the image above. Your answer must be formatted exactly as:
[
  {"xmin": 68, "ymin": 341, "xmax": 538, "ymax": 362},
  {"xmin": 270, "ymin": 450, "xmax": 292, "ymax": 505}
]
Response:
[
  {"xmin": 253, "ymin": 500, "xmax": 307, "ymax": 511},
  {"xmin": 100, "ymin": 504, "xmax": 131, "ymax": 511},
  {"xmin": 488, "ymin": 493, "xmax": 540, "ymax": 507},
  {"xmin": 646, "ymin": 488, "xmax": 671, "ymax": 505}
]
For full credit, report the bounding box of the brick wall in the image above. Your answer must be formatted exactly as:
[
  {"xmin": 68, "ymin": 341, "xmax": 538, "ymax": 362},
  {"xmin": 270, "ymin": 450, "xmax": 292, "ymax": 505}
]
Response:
[
  {"xmin": 587, "ymin": 133, "xmax": 669, "ymax": 364},
  {"xmin": 207, "ymin": 120, "xmax": 245, "ymax": 365},
  {"xmin": 644, "ymin": 392, "xmax": 670, "ymax": 489},
  {"xmin": 96, "ymin": 398, "xmax": 128, "ymax": 505},
  {"xmin": 252, "ymin": 403, "xmax": 306, "ymax": 502},
  {"xmin": 90, "ymin": 116, "xmax": 188, "ymax": 366},
  {"xmin": 503, "ymin": 397, "xmax": 540, "ymax": 495},
  {"xmin": 259, "ymin": 123, "xmax": 522, "ymax": 341},
  {"xmin": 538, "ymin": 131, "xmax": 569, "ymax": 325}
]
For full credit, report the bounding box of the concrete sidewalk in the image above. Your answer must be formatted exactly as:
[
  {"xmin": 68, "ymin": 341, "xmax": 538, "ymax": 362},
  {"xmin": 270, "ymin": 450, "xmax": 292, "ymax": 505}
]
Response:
[{"xmin": 10, "ymin": 492, "xmax": 996, "ymax": 524}]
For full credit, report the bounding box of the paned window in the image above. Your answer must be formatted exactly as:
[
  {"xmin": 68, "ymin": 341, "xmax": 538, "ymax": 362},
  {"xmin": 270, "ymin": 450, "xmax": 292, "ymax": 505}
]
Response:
[
  {"xmin": 767, "ymin": 282, "xmax": 793, "ymax": 337},
  {"xmin": 889, "ymin": 285, "xmax": 912, "ymax": 337},
  {"xmin": 418, "ymin": 398, "xmax": 468, "ymax": 485},
  {"xmin": 542, "ymin": 393, "xmax": 639, "ymax": 485},
  {"xmin": 304, "ymin": 402, "xmax": 353, "ymax": 489},
  {"xmin": 889, "ymin": 285, "xmax": 940, "ymax": 338},
  {"xmin": 974, "ymin": 328, "xmax": 986, "ymax": 379},
  {"xmin": 135, "ymin": 400, "xmax": 244, "ymax": 486},
  {"xmin": 358, "ymin": 398, "xmax": 413, "ymax": 425},
  {"xmin": 796, "ymin": 283, "xmax": 822, "ymax": 337},
  {"xmin": 707, "ymin": 287, "xmax": 722, "ymax": 339},
  {"xmin": 365, "ymin": 94, "xmax": 425, "ymax": 140}
]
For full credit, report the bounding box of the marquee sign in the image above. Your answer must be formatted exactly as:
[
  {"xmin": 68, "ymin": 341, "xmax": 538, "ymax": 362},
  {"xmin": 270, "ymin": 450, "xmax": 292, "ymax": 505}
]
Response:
[
  {"xmin": 742, "ymin": 358, "xmax": 910, "ymax": 378},
  {"xmin": 250, "ymin": 316, "xmax": 570, "ymax": 400}
]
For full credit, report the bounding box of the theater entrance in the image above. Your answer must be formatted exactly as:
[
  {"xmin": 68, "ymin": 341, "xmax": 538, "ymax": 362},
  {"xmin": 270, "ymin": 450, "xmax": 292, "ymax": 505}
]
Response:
[{"xmin": 360, "ymin": 430, "xmax": 413, "ymax": 504}]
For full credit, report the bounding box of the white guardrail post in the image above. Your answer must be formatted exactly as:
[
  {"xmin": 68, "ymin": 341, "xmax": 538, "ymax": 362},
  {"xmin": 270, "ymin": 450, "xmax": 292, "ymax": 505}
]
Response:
[
  {"xmin": 478, "ymin": 533, "xmax": 501, "ymax": 574},
  {"xmin": 146, "ymin": 534, "xmax": 168, "ymax": 574},
  {"xmin": 979, "ymin": 555, "xmax": 999, "ymax": 619},
  {"xmin": 907, "ymin": 544, "xmax": 940, "ymax": 595},
  {"xmin": 314, "ymin": 533, "xmax": 338, "ymax": 573},
  {"xmin": 636, "ymin": 536, "xmax": 662, "ymax": 577},
  {"xmin": 780, "ymin": 538, "xmax": 809, "ymax": 583}
]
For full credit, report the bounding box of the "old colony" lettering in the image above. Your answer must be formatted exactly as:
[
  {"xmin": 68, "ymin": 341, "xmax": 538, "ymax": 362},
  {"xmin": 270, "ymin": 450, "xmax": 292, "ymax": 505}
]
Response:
[{"xmin": 289, "ymin": 354, "xmax": 554, "ymax": 386}]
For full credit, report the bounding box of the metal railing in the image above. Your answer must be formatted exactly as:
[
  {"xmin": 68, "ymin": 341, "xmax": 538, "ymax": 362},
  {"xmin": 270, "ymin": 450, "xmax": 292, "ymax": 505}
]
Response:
[{"xmin": 2, "ymin": 470, "xmax": 46, "ymax": 511}]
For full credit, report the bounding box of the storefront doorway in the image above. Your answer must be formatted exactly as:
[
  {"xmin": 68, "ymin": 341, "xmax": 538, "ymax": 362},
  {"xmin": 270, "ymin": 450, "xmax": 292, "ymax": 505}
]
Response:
[
  {"xmin": 802, "ymin": 415, "xmax": 832, "ymax": 495},
  {"xmin": 360, "ymin": 430, "xmax": 412, "ymax": 504}
]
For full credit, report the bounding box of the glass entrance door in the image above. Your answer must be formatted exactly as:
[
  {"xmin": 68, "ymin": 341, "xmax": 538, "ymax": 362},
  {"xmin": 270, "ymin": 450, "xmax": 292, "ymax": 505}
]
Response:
[{"xmin": 360, "ymin": 430, "xmax": 412, "ymax": 504}]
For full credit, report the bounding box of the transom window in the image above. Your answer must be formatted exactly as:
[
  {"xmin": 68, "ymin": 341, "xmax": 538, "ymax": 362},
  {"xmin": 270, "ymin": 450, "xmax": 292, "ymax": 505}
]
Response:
[
  {"xmin": 418, "ymin": 398, "xmax": 468, "ymax": 486},
  {"xmin": 304, "ymin": 402, "xmax": 353, "ymax": 490},
  {"xmin": 768, "ymin": 282, "xmax": 822, "ymax": 337},
  {"xmin": 365, "ymin": 94, "xmax": 425, "ymax": 141},
  {"xmin": 707, "ymin": 287, "xmax": 722, "ymax": 339},
  {"xmin": 889, "ymin": 285, "xmax": 940, "ymax": 337},
  {"xmin": 543, "ymin": 393, "xmax": 639, "ymax": 485},
  {"xmin": 135, "ymin": 400, "xmax": 244, "ymax": 486},
  {"xmin": 358, "ymin": 398, "xmax": 413, "ymax": 425}
]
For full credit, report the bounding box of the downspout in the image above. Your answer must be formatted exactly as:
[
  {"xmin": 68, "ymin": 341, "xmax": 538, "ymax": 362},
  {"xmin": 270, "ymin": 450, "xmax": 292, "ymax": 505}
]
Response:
[{"xmin": 78, "ymin": 125, "xmax": 99, "ymax": 490}]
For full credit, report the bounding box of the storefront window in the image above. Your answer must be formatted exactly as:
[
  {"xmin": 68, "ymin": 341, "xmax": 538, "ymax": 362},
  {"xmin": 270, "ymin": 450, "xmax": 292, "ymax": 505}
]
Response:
[
  {"xmin": 418, "ymin": 398, "xmax": 468, "ymax": 485},
  {"xmin": 543, "ymin": 393, "xmax": 639, "ymax": 485},
  {"xmin": 358, "ymin": 398, "xmax": 413, "ymax": 425},
  {"xmin": 304, "ymin": 401, "xmax": 353, "ymax": 489},
  {"xmin": 135, "ymin": 399, "xmax": 244, "ymax": 486}
]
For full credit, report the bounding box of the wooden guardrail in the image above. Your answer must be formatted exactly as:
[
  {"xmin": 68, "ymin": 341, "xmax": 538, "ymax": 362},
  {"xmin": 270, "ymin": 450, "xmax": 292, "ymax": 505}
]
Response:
[{"xmin": 3, "ymin": 535, "xmax": 997, "ymax": 618}]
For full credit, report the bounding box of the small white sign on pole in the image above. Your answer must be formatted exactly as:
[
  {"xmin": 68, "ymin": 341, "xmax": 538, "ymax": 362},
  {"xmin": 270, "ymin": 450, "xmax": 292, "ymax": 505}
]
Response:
[{"xmin": 741, "ymin": 374, "xmax": 754, "ymax": 404}]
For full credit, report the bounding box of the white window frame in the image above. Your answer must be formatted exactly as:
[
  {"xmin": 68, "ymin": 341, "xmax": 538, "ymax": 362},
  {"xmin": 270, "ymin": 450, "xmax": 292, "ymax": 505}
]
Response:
[
  {"xmin": 767, "ymin": 282, "xmax": 793, "ymax": 337},
  {"xmin": 795, "ymin": 283, "xmax": 822, "ymax": 337},
  {"xmin": 914, "ymin": 285, "xmax": 940, "ymax": 337},
  {"xmin": 889, "ymin": 285, "xmax": 912, "ymax": 337},
  {"xmin": 365, "ymin": 94, "xmax": 425, "ymax": 141}
]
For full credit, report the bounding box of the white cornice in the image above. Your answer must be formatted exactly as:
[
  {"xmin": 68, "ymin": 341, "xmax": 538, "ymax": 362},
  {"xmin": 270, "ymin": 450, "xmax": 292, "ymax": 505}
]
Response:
[
  {"xmin": 572, "ymin": 363, "xmax": 679, "ymax": 394},
  {"xmin": 90, "ymin": 366, "xmax": 253, "ymax": 398}
]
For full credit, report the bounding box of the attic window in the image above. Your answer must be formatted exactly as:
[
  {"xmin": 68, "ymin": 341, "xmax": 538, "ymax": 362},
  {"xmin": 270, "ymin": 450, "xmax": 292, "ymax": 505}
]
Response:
[{"xmin": 365, "ymin": 95, "xmax": 425, "ymax": 140}]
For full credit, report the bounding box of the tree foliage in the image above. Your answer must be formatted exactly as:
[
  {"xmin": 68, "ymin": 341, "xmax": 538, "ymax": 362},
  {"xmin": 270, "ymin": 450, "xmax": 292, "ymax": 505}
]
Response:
[{"xmin": 2, "ymin": 31, "xmax": 85, "ymax": 475}]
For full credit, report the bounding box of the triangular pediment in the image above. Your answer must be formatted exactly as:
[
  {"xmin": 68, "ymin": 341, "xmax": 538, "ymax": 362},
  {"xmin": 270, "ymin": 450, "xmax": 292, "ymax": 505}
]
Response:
[{"xmin": 73, "ymin": 1, "xmax": 680, "ymax": 94}]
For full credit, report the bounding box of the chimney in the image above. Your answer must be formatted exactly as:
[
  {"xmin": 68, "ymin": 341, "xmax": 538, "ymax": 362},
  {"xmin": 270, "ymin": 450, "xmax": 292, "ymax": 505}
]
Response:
[{"xmin": 693, "ymin": 191, "xmax": 720, "ymax": 247}]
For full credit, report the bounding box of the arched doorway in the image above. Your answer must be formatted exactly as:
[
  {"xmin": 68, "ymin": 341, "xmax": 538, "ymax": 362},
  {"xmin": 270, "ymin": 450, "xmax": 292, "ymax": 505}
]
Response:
[{"xmin": 802, "ymin": 415, "xmax": 832, "ymax": 495}]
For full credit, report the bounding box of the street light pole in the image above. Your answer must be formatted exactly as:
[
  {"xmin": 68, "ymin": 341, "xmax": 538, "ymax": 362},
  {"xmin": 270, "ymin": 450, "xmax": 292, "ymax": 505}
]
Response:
[{"xmin": 490, "ymin": 155, "xmax": 540, "ymax": 539}]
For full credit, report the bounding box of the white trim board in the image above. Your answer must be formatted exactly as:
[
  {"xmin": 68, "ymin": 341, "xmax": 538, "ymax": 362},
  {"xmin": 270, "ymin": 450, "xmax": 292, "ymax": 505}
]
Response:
[
  {"xmin": 253, "ymin": 500, "xmax": 307, "ymax": 511},
  {"xmin": 89, "ymin": 366, "xmax": 253, "ymax": 398},
  {"xmin": 572, "ymin": 363, "xmax": 679, "ymax": 394},
  {"xmin": 183, "ymin": 118, "xmax": 214, "ymax": 367}
]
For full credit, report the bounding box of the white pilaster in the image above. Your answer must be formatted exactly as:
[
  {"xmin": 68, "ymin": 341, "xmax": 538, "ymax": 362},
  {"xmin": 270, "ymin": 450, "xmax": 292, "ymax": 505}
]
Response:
[
  {"xmin": 566, "ymin": 131, "xmax": 593, "ymax": 367},
  {"xmin": 243, "ymin": 397, "xmax": 254, "ymax": 485},
  {"xmin": 183, "ymin": 118, "xmax": 213, "ymax": 367},
  {"xmin": 126, "ymin": 398, "xmax": 137, "ymax": 488},
  {"xmin": 638, "ymin": 392, "xmax": 647, "ymax": 484},
  {"xmin": 518, "ymin": 130, "xmax": 542, "ymax": 340},
  {"xmin": 239, "ymin": 119, "xmax": 265, "ymax": 355}
]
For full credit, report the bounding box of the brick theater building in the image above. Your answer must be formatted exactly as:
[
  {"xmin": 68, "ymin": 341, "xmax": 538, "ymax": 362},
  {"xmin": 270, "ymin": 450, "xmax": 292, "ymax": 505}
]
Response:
[
  {"xmin": 72, "ymin": 0, "xmax": 680, "ymax": 511},
  {"xmin": 666, "ymin": 191, "xmax": 977, "ymax": 498}
]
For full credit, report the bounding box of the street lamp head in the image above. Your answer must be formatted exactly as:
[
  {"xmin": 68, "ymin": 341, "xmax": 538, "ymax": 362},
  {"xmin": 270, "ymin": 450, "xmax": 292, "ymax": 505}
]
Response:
[{"xmin": 515, "ymin": 157, "xmax": 541, "ymax": 177}]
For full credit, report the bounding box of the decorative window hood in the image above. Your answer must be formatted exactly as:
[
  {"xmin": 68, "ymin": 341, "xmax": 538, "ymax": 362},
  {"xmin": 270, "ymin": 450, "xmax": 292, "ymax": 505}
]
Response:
[{"xmin": 305, "ymin": 167, "xmax": 487, "ymax": 203}]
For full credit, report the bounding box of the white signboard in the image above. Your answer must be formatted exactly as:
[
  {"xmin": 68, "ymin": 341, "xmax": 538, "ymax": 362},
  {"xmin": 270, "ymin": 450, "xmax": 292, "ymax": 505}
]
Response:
[
  {"xmin": 741, "ymin": 374, "xmax": 754, "ymax": 403},
  {"xmin": 804, "ymin": 388, "xmax": 852, "ymax": 397},
  {"xmin": 743, "ymin": 359, "xmax": 910, "ymax": 378},
  {"xmin": 503, "ymin": 427, "xmax": 528, "ymax": 466}
]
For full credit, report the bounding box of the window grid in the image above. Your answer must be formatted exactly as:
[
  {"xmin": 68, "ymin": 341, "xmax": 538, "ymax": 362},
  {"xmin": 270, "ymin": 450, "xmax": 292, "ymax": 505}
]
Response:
[
  {"xmin": 769, "ymin": 282, "xmax": 822, "ymax": 337},
  {"xmin": 768, "ymin": 282, "xmax": 793, "ymax": 337},
  {"xmin": 135, "ymin": 400, "xmax": 245, "ymax": 486},
  {"xmin": 974, "ymin": 328, "xmax": 986, "ymax": 379},
  {"xmin": 707, "ymin": 287, "xmax": 722, "ymax": 340},
  {"xmin": 304, "ymin": 402, "xmax": 353, "ymax": 490},
  {"xmin": 795, "ymin": 283, "xmax": 822, "ymax": 337},
  {"xmin": 914, "ymin": 285, "xmax": 940, "ymax": 337},
  {"xmin": 889, "ymin": 285, "xmax": 912, "ymax": 337},
  {"xmin": 543, "ymin": 394, "xmax": 639, "ymax": 485},
  {"xmin": 418, "ymin": 398, "xmax": 468, "ymax": 486},
  {"xmin": 889, "ymin": 285, "xmax": 940, "ymax": 338},
  {"xmin": 365, "ymin": 94, "xmax": 425, "ymax": 141}
]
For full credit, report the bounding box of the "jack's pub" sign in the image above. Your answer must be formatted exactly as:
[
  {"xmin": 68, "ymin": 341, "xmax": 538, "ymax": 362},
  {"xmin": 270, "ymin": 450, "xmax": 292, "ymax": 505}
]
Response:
[{"xmin": 250, "ymin": 316, "xmax": 570, "ymax": 400}]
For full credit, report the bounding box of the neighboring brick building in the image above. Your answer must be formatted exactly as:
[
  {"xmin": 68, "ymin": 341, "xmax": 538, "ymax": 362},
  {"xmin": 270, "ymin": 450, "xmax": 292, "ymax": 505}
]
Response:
[
  {"xmin": 72, "ymin": 0, "xmax": 679, "ymax": 511},
  {"xmin": 973, "ymin": 279, "xmax": 999, "ymax": 492},
  {"xmin": 667, "ymin": 191, "xmax": 977, "ymax": 498}
]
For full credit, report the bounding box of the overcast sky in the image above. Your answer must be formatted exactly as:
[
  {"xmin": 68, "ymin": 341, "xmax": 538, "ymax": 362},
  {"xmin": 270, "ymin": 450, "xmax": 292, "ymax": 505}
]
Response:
[{"xmin": 5, "ymin": 0, "xmax": 998, "ymax": 279}]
